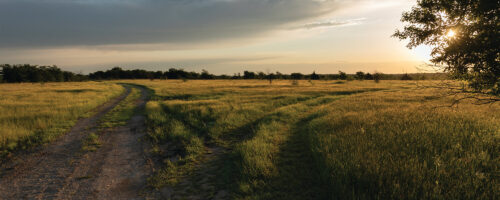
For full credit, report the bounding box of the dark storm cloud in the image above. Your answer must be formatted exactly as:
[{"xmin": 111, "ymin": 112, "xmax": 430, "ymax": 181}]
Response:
[{"xmin": 0, "ymin": 0, "xmax": 339, "ymax": 48}]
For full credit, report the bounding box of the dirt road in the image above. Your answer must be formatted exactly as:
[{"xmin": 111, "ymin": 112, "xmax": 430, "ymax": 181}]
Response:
[{"xmin": 0, "ymin": 85, "xmax": 155, "ymax": 199}]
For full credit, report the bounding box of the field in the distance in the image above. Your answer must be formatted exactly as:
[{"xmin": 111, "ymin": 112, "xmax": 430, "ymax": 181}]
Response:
[{"xmin": 127, "ymin": 79, "xmax": 499, "ymax": 199}]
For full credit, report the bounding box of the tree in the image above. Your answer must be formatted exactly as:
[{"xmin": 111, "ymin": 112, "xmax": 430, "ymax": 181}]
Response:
[
  {"xmin": 257, "ymin": 72, "xmax": 266, "ymax": 79},
  {"xmin": 0, "ymin": 64, "xmax": 81, "ymax": 83},
  {"xmin": 364, "ymin": 73, "xmax": 373, "ymax": 80},
  {"xmin": 310, "ymin": 71, "xmax": 320, "ymax": 80},
  {"xmin": 355, "ymin": 71, "xmax": 365, "ymax": 80},
  {"xmin": 401, "ymin": 73, "xmax": 413, "ymax": 80},
  {"xmin": 291, "ymin": 73, "xmax": 303, "ymax": 80},
  {"xmin": 200, "ymin": 69, "xmax": 214, "ymax": 79},
  {"xmin": 267, "ymin": 73, "xmax": 275, "ymax": 84},
  {"xmin": 393, "ymin": 0, "xmax": 499, "ymax": 95},
  {"xmin": 373, "ymin": 72, "xmax": 383, "ymax": 83},
  {"xmin": 275, "ymin": 71, "xmax": 284, "ymax": 79},
  {"xmin": 243, "ymin": 71, "xmax": 256, "ymax": 79},
  {"xmin": 338, "ymin": 71, "xmax": 347, "ymax": 80}
]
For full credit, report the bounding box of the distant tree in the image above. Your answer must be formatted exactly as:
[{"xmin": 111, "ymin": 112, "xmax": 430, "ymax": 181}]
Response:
[
  {"xmin": 364, "ymin": 73, "xmax": 373, "ymax": 80},
  {"xmin": 257, "ymin": 72, "xmax": 266, "ymax": 79},
  {"xmin": 200, "ymin": 69, "xmax": 214, "ymax": 79},
  {"xmin": 267, "ymin": 73, "xmax": 275, "ymax": 84},
  {"xmin": 232, "ymin": 73, "xmax": 241, "ymax": 79},
  {"xmin": 275, "ymin": 71, "xmax": 284, "ymax": 79},
  {"xmin": 291, "ymin": 73, "xmax": 303, "ymax": 80},
  {"xmin": 373, "ymin": 72, "xmax": 383, "ymax": 83},
  {"xmin": 165, "ymin": 68, "xmax": 178, "ymax": 79},
  {"xmin": 243, "ymin": 71, "xmax": 256, "ymax": 79},
  {"xmin": 0, "ymin": 64, "xmax": 82, "ymax": 83},
  {"xmin": 153, "ymin": 71, "xmax": 164, "ymax": 79},
  {"xmin": 325, "ymin": 74, "xmax": 339, "ymax": 80},
  {"xmin": 310, "ymin": 71, "xmax": 320, "ymax": 80},
  {"xmin": 355, "ymin": 71, "xmax": 365, "ymax": 80},
  {"xmin": 393, "ymin": 0, "xmax": 499, "ymax": 95},
  {"xmin": 338, "ymin": 71, "xmax": 347, "ymax": 80},
  {"xmin": 401, "ymin": 73, "xmax": 413, "ymax": 80}
]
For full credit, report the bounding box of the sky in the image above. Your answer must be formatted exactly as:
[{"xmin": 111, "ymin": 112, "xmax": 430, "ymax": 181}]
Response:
[{"xmin": 0, "ymin": 0, "xmax": 432, "ymax": 74}]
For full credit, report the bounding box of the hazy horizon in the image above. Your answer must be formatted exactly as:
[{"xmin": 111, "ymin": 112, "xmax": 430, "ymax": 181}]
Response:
[{"xmin": 0, "ymin": 0, "xmax": 432, "ymax": 75}]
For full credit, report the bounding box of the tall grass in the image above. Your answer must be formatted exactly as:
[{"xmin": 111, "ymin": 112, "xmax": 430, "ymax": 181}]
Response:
[
  {"xmin": 0, "ymin": 82, "xmax": 124, "ymax": 156},
  {"xmin": 306, "ymin": 89, "xmax": 499, "ymax": 199},
  {"xmin": 128, "ymin": 79, "xmax": 498, "ymax": 199}
]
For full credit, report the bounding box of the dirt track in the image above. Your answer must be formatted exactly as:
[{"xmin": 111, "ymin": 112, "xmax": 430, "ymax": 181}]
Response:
[{"xmin": 0, "ymin": 85, "xmax": 154, "ymax": 199}]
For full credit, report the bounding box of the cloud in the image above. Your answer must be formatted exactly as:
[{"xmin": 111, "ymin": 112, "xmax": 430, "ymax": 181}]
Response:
[
  {"xmin": 0, "ymin": 0, "xmax": 341, "ymax": 48},
  {"xmin": 300, "ymin": 18, "xmax": 366, "ymax": 29}
]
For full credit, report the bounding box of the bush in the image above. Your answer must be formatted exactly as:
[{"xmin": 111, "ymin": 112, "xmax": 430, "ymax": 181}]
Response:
[
  {"xmin": 373, "ymin": 72, "xmax": 383, "ymax": 83},
  {"xmin": 338, "ymin": 71, "xmax": 347, "ymax": 80},
  {"xmin": 355, "ymin": 71, "xmax": 365, "ymax": 80},
  {"xmin": 401, "ymin": 73, "xmax": 413, "ymax": 80}
]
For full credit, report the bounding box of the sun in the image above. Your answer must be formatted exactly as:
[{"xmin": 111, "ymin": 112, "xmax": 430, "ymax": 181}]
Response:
[{"xmin": 446, "ymin": 29, "xmax": 456, "ymax": 38}]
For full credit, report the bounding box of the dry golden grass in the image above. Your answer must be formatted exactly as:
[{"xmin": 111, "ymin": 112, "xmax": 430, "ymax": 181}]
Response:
[
  {"xmin": 0, "ymin": 82, "xmax": 123, "ymax": 155},
  {"xmin": 131, "ymin": 79, "xmax": 499, "ymax": 199}
]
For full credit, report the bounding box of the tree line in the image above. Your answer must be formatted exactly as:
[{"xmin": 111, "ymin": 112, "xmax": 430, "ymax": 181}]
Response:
[
  {"xmin": 0, "ymin": 64, "xmax": 445, "ymax": 83},
  {"xmin": 0, "ymin": 64, "xmax": 87, "ymax": 83}
]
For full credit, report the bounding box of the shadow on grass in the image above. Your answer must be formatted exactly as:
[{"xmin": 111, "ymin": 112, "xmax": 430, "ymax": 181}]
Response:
[{"xmin": 266, "ymin": 112, "xmax": 330, "ymax": 199}]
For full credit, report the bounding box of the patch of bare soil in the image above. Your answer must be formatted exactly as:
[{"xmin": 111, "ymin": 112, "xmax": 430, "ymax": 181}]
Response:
[{"xmin": 0, "ymin": 85, "xmax": 156, "ymax": 199}]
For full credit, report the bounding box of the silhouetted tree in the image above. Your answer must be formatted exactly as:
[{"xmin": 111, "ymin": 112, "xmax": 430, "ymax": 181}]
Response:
[
  {"xmin": 0, "ymin": 64, "xmax": 79, "ymax": 83},
  {"xmin": 394, "ymin": 0, "xmax": 499, "ymax": 95},
  {"xmin": 401, "ymin": 73, "xmax": 413, "ymax": 80},
  {"xmin": 267, "ymin": 73, "xmax": 275, "ymax": 84},
  {"xmin": 338, "ymin": 71, "xmax": 347, "ymax": 80},
  {"xmin": 364, "ymin": 73, "xmax": 373, "ymax": 80},
  {"xmin": 243, "ymin": 71, "xmax": 256, "ymax": 79},
  {"xmin": 200, "ymin": 69, "xmax": 214, "ymax": 79},
  {"xmin": 373, "ymin": 72, "xmax": 383, "ymax": 83},
  {"xmin": 355, "ymin": 71, "xmax": 365, "ymax": 80},
  {"xmin": 257, "ymin": 72, "xmax": 266, "ymax": 79},
  {"xmin": 291, "ymin": 73, "xmax": 303, "ymax": 80},
  {"xmin": 232, "ymin": 73, "xmax": 241, "ymax": 79},
  {"xmin": 310, "ymin": 71, "xmax": 320, "ymax": 80}
]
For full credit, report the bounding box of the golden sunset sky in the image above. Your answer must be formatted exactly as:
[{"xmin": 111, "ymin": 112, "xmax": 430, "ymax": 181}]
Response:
[{"xmin": 0, "ymin": 0, "xmax": 431, "ymax": 74}]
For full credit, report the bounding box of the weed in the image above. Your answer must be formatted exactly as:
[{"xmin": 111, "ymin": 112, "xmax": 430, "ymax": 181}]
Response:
[{"xmin": 81, "ymin": 133, "xmax": 101, "ymax": 152}]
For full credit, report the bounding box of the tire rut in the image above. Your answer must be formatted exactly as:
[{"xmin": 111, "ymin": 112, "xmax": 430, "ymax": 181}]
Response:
[{"xmin": 0, "ymin": 85, "xmax": 154, "ymax": 199}]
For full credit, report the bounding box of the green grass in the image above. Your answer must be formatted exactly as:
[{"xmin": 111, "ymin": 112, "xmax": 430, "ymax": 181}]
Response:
[
  {"xmin": 124, "ymin": 80, "xmax": 499, "ymax": 199},
  {"xmin": 80, "ymin": 85, "xmax": 143, "ymax": 153},
  {"xmin": 98, "ymin": 86, "xmax": 141, "ymax": 128},
  {"xmin": 0, "ymin": 82, "xmax": 124, "ymax": 157},
  {"xmin": 81, "ymin": 133, "xmax": 101, "ymax": 152},
  {"xmin": 305, "ymin": 90, "xmax": 499, "ymax": 199}
]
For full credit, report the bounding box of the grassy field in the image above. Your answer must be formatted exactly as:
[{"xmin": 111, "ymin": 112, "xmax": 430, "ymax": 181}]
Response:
[
  {"xmin": 128, "ymin": 79, "xmax": 499, "ymax": 199},
  {"xmin": 0, "ymin": 82, "xmax": 124, "ymax": 156},
  {"xmin": 1, "ymin": 79, "xmax": 497, "ymax": 199}
]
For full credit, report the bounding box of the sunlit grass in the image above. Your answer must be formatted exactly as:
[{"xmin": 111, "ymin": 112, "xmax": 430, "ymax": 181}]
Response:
[
  {"xmin": 126, "ymin": 79, "xmax": 498, "ymax": 199},
  {"xmin": 0, "ymin": 82, "xmax": 123, "ymax": 156},
  {"xmin": 99, "ymin": 86, "xmax": 141, "ymax": 128},
  {"xmin": 306, "ymin": 89, "xmax": 499, "ymax": 199}
]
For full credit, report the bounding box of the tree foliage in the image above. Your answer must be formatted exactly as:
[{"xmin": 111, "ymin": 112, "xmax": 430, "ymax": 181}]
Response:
[
  {"xmin": 0, "ymin": 64, "xmax": 87, "ymax": 83},
  {"xmin": 338, "ymin": 71, "xmax": 347, "ymax": 80},
  {"xmin": 310, "ymin": 71, "xmax": 320, "ymax": 80},
  {"xmin": 355, "ymin": 71, "xmax": 365, "ymax": 80},
  {"xmin": 291, "ymin": 73, "xmax": 304, "ymax": 80},
  {"xmin": 393, "ymin": 0, "xmax": 499, "ymax": 95}
]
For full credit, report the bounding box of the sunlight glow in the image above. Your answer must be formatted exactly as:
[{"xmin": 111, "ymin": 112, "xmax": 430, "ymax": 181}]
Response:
[{"xmin": 446, "ymin": 29, "xmax": 456, "ymax": 38}]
